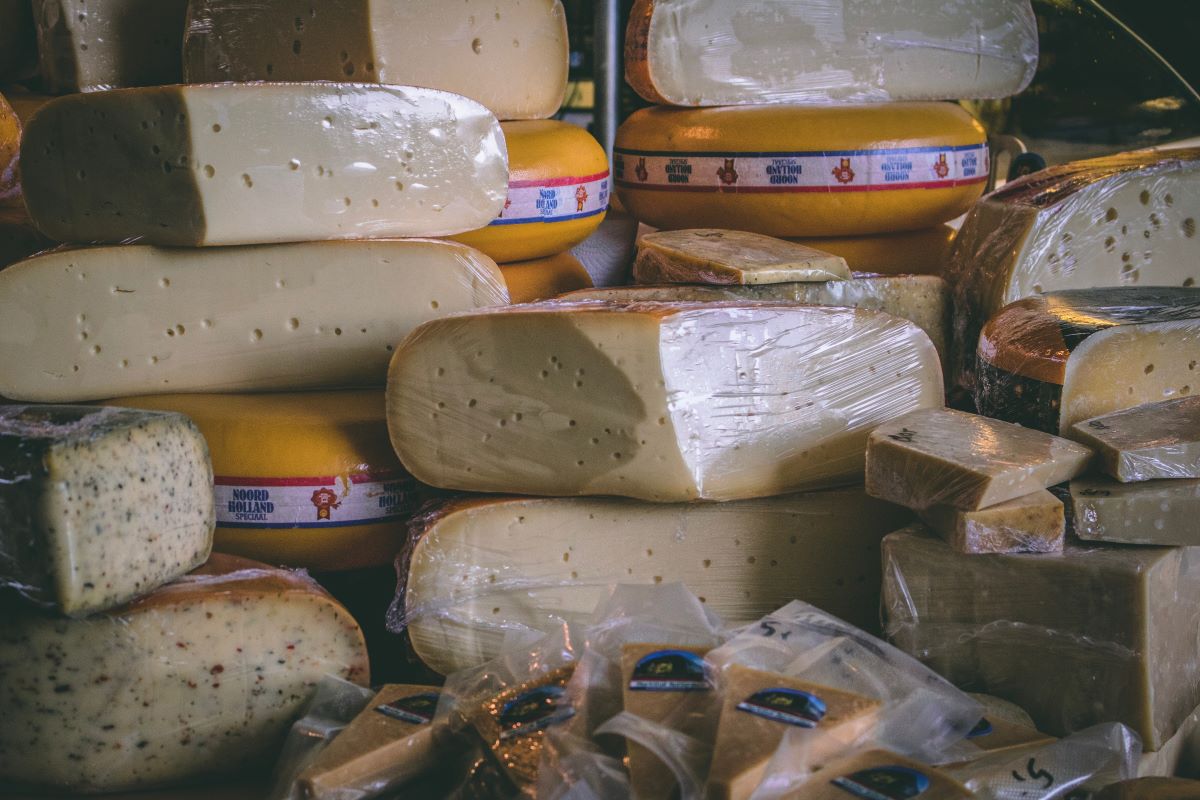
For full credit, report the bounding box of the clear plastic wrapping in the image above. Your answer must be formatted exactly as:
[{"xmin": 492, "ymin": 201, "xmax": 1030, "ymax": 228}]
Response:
[
  {"xmin": 1066, "ymin": 397, "xmax": 1200, "ymax": 483},
  {"xmin": 632, "ymin": 229, "xmax": 851, "ymax": 286}
]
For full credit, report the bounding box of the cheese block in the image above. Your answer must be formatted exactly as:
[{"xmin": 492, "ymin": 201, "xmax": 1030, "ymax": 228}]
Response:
[
  {"xmin": 0, "ymin": 240, "xmax": 507, "ymax": 403},
  {"xmin": 790, "ymin": 226, "xmax": 956, "ymax": 277},
  {"xmin": 0, "ymin": 0, "xmax": 39, "ymax": 80},
  {"xmin": 1068, "ymin": 397, "xmax": 1200, "ymax": 482},
  {"xmin": 105, "ymin": 392, "xmax": 421, "ymax": 572},
  {"xmin": 787, "ymin": 749, "xmax": 972, "ymax": 800},
  {"xmin": 624, "ymin": 0, "xmax": 1037, "ymax": 106},
  {"xmin": 918, "ymin": 489, "xmax": 1065, "ymax": 554},
  {"xmin": 1070, "ymin": 476, "xmax": 1200, "ymax": 545},
  {"xmin": 451, "ymin": 120, "xmax": 609, "ymax": 263},
  {"xmin": 0, "ymin": 404, "xmax": 214, "ymax": 616},
  {"xmin": 947, "ymin": 149, "xmax": 1200, "ymax": 395},
  {"xmin": 707, "ymin": 664, "xmax": 881, "ymax": 800},
  {"xmin": 561, "ymin": 275, "xmax": 949, "ymax": 360},
  {"xmin": 962, "ymin": 715, "xmax": 1055, "ymax": 757},
  {"xmin": 1098, "ymin": 778, "xmax": 1200, "ymax": 800},
  {"xmin": 20, "ymin": 83, "xmax": 508, "ymax": 246},
  {"xmin": 882, "ymin": 525, "xmax": 1200, "ymax": 749},
  {"xmin": 299, "ymin": 685, "xmax": 441, "ymax": 799},
  {"xmin": 0, "ymin": 553, "xmax": 370, "ymax": 794},
  {"xmin": 1139, "ymin": 700, "xmax": 1200, "ymax": 778},
  {"xmin": 613, "ymin": 104, "xmax": 988, "ymax": 238},
  {"xmin": 396, "ymin": 490, "xmax": 911, "ymax": 675},
  {"xmin": 183, "ymin": 0, "xmax": 568, "ymax": 120},
  {"xmin": 865, "ymin": 408, "xmax": 1092, "ymax": 511},
  {"xmin": 500, "ymin": 252, "xmax": 593, "ymax": 304},
  {"xmin": 634, "ymin": 229, "xmax": 850, "ymax": 285},
  {"xmin": 33, "ymin": 0, "xmax": 188, "ymax": 93},
  {"xmin": 0, "ymin": 208, "xmax": 55, "ymax": 268},
  {"xmin": 976, "ymin": 288, "xmax": 1200, "ymax": 435},
  {"xmin": 0, "ymin": 91, "xmax": 18, "ymax": 205}
]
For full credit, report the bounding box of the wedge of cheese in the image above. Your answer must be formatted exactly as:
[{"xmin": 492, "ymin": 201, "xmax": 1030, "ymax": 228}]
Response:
[
  {"xmin": 1071, "ymin": 476, "xmax": 1200, "ymax": 545},
  {"xmin": 919, "ymin": 490, "xmax": 1065, "ymax": 554},
  {"xmin": 1068, "ymin": 397, "xmax": 1200, "ymax": 482},
  {"xmin": 395, "ymin": 490, "xmax": 912, "ymax": 675},
  {"xmin": 976, "ymin": 288, "xmax": 1200, "ymax": 435},
  {"xmin": 790, "ymin": 226, "xmax": 956, "ymax": 277},
  {"xmin": 0, "ymin": 404, "xmax": 214, "ymax": 616},
  {"xmin": 500, "ymin": 252, "xmax": 593, "ymax": 303},
  {"xmin": 20, "ymin": 83, "xmax": 508, "ymax": 246},
  {"xmin": 633, "ymin": 229, "xmax": 850, "ymax": 285},
  {"xmin": 33, "ymin": 0, "xmax": 188, "ymax": 93},
  {"xmin": 386, "ymin": 301, "xmax": 943, "ymax": 501},
  {"xmin": 0, "ymin": 554, "xmax": 369, "ymax": 794},
  {"xmin": 0, "ymin": 240, "xmax": 507, "ymax": 402},
  {"xmin": 948, "ymin": 149, "xmax": 1200, "ymax": 395},
  {"xmin": 625, "ymin": 0, "xmax": 1038, "ymax": 106},
  {"xmin": 183, "ymin": 0, "xmax": 568, "ymax": 120}
]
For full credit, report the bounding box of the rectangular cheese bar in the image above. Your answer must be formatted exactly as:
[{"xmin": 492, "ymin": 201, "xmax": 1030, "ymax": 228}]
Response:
[
  {"xmin": 634, "ymin": 229, "xmax": 850, "ymax": 285},
  {"xmin": 387, "ymin": 301, "xmax": 943, "ymax": 502},
  {"xmin": 787, "ymin": 749, "xmax": 972, "ymax": 800},
  {"xmin": 1069, "ymin": 397, "xmax": 1200, "ymax": 482},
  {"xmin": 0, "ymin": 240, "xmax": 507, "ymax": 402},
  {"xmin": 882, "ymin": 525, "xmax": 1200, "ymax": 749},
  {"xmin": 33, "ymin": 0, "xmax": 187, "ymax": 93},
  {"xmin": 0, "ymin": 404, "xmax": 214, "ymax": 616},
  {"xmin": 20, "ymin": 84, "xmax": 507, "ymax": 246},
  {"xmin": 866, "ymin": 408, "xmax": 1092, "ymax": 511},
  {"xmin": 183, "ymin": 0, "xmax": 568, "ymax": 121},
  {"xmin": 1071, "ymin": 476, "xmax": 1200, "ymax": 545},
  {"xmin": 0, "ymin": 554, "xmax": 369, "ymax": 794},
  {"xmin": 918, "ymin": 489, "xmax": 1065, "ymax": 554}
]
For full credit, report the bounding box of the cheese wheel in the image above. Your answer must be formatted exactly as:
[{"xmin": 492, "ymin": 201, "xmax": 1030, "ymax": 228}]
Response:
[
  {"xmin": 451, "ymin": 120, "xmax": 609, "ymax": 263},
  {"xmin": 614, "ymin": 104, "xmax": 988, "ymax": 237},
  {"xmin": 789, "ymin": 226, "xmax": 956, "ymax": 276},
  {"xmin": 0, "ymin": 91, "xmax": 19, "ymax": 205},
  {"xmin": 107, "ymin": 391, "xmax": 421, "ymax": 571},
  {"xmin": 499, "ymin": 252, "xmax": 593, "ymax": 303},
  {"xmin": 0, "ymin": 208, "xmax": 55, "ymax": 268}
]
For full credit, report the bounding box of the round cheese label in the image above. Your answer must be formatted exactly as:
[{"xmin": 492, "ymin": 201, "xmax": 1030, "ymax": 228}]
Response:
[
  {"xmin": 490, "ymin": 171, "xmax": 609, "ymax": 226},
  {"xmin": 215, "ymin": 470, "xmax": 418, "ymax": 528},
  {"xmin": 498, "ymin": 685, "xmax": 575, "ymax": 740},
  {"xmin": 735, "ymin": 687, "xmax": 827, "ymax": 728},
  {"xmin": 629, "ymin": 649, "xmax": 710, "ymax": 692},
  {"xmin": 832, "ymin": 766, "xmax": 932, "ymax": 799}
]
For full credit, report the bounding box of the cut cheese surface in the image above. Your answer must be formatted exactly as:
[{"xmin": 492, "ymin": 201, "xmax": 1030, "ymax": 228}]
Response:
[
  {"xmin": 1068, "ymin": 397, "xmax": 1200, "ymax": 482},
  {"xmin": 614, "ymin": 104, "xmax": 988, "ymax": 238},
  {"xmin": 386, "ymin": 301, "xmax": 943, "ymax": 502},
  {"xmin": 395, "ymin": 490, "xmax": 912, "ymax": 675},
  {"xmin": 918, "ymin": 489, "xmax": 1065, "ymax": 554},
  {"xmin": 105, "ymin": 391, "xmax": 421, "ymax": 571},
  {"xmin": 948, "ymin": 149, "xmax": 1200, "ymax": 394},
  {"xmin": 634, "ymin": 228, "xmax": 850, "ymax": 285},
  {"xmin": 184, "ymin": 0, "xmax": 568, "ymax": 120},
  {"xmin": 33, "ymin": 0, "xmax": 188, "ymax": 93},
  {"xmin": 0, "ymin": 240, "xmax": 507, "ymax": 402},
  {"xmin": 625, "ymin": 0, "xmax": 1037, "ymax": 106},
  {"xmin": 499, "ymin": 252, "xmax": 593, "ymax": 304},
  {"xmin": 1070, "ymin": 476, "xmax": 1200, "ymax": 546},
  {"xmin": 450, "ymin": 120, "xmax": 609, "ymax": 263},
  {"xmin": 0, "ymin": 404, "xmax": 214, "ymax": 616},
  {"xmin": 0, "ymin": 554, "xmax": 369, "ymax": 794},
  {"xmin": 20, "ymin": 83, "xmax": 508, "ymax": 246},
  {"xmin": 976, "ymin": 288, "xmax": 1200, "ymax": 435},
  {"xmin": 793, "ymin": 225, "xmax": 957, "ymax": 276}
]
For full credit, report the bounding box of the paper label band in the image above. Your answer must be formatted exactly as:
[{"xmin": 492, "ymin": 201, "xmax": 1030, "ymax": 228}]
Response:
[
  {"xmin": 215, "ymin": 470, "xmax": 417, "ymax": 528},
  {"xmin": 613, "ymin": 144, "xmax": 988, "ymax": 193},
  {"xmin": 490, "ymin": 171, "xmax": 610, "ymax": 226}
]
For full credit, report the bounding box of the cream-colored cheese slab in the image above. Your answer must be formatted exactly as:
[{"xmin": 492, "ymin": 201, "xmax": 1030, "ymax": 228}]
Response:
[
  {"xmin": 387, "ymin": 301, "xmax": 943, "ymax": 502},
  {"xmin": 0, "ymin": 240, "xmax": 507, "ymax": 402},
  {"xmin": 0, "ymin": 404, "xmax": 214, "ymax": 616},
  {"xmin": 0, "ymin": 554, "xmax": 369, "ymax": 794},
  {"xmin": 20, "ymin": 83, "xmax": 508, "ymax": 246},
  {"xmin": 1069, "ymin": 397, "xmax": 1200, "ymax": 482},
  {"xmin": 633, "ymin": 229, "xmax": 850, "ymax": 285},
  {"xmin": 866, "ymin": 408, "xmax": 1092, "ymax": 511},
  {"xmin": 183, "ymin": 0, "xmax": 568, "ymax": 120},
  {"xmin": 918, "ymin": 489, "xmax": 1064, "ymax": 554},
  {"xmin": 1071, "ymin": 476, "xmax": 1200, "ymax": 545}
]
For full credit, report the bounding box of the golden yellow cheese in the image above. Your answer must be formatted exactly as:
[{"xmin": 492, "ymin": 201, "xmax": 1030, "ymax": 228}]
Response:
[
  {"xmin": 452, "ymin": 120, "xmax": 609, "ymax": 262},
  {"xmin": 615, "ymin": 104, "xmax": 987, "ymax": 237},
  {"xmin": 791, "ymin": 225, "xmax": 957, "ymax": 276},
  {"xmin": 0, "ymin": 91, "xmax": 20, "ymax": 206},
  {"xmin": 499, "ymin": 252, "xmax": 593, "ymax": 303}
]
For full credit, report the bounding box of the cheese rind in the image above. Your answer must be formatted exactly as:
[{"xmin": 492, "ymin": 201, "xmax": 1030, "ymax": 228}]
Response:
[
  {"xmin": 634, "ymin": 229, "xmax": 850, "ymax": 285},
  {"xmin": 0, "ymin": 404, "xmax": 214, "ymax": 616},
  {"xmin": 865, "ymin": 408, "xmax": 1092, "ymax": 511},
  {"xmin": 387, "ymin": 301, "xmax": 943, "ymax": 502},
  {"xmin": 183, "ymin": 0, "xmax": 568, "ymax": 120},
  {"xmin": 789, "ymin": 226, "xmax": 956, "ymax": 277},
  {"xmin": 1068, "ymin": 397, "xmax": 1200, "ymax": 482},
  {"xmin": 1070, "ymin": 476, "xmax": 1200, "ymax": 545},
  {"xmin": 500, "ymin": 252, "xmax": 593, "ymax": 303},
  {"xmin": 20, "ymin": 83, "xmax": 508, "ymax": 246},
  {"xmin": 918, "ymin": 490, "xmax": 1064, "ymax": 554},
  {"xmin": 625, "ymin": 0, "xmax": 1037, "ymax": 106},
  {"xmin": 0, "ymin": 240, "xmax": 507, "ymax": 402},
  {"xmin": 0, "ymin": 554, "xmax": 370, "ymax": 793}
]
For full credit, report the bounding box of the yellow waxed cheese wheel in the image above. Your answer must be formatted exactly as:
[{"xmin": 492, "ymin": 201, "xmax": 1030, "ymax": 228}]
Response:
[
  {"xmin": 614, "ymin": 103, "xmax": 988, "ymax": 237},
  {"xmin": 0, "ymin": 91, "xmax": 20, "ymax": 205},
  {"xmin": 499, "ymin": 252, "xmax": 593, "ymax": 303},
  {"xmin": 790, "ymin": 225, "xmax": 957, "ymax": 276}
]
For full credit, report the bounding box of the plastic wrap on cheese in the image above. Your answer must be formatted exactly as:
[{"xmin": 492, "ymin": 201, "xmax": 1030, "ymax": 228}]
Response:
[
  {"xmin": 624, "ymin": 0, "xmax": 1038, "ymax": 106},
  {"xmin": 947, "ymin": 148, "xmax": 1200, "ymax": 397},
  {"xmin": 1067, "ymin": 397, "xmax": 1200, "ymax": 483},
  {"xmin": 974, "ymin": 287, "xmax": 1200, "ymax": 435},
  {"xmin": 0, "ymin": 553, "xmax": 370, "ymax": 794}
]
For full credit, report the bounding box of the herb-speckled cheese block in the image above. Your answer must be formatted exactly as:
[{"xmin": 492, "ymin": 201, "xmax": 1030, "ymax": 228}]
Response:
[
  {"xmin": 634, "ymin": 229, "xmax": 850, "ymax": 285},
  {"xmin": 918, "ymin": 489, "xmax": 1065, "ymax": 554},
  {"xmin": 0, "ymin": 553, "xmax": 369, "ymax": 793},
  {"xmin": 20, "ymin": 83, "xmax": 507, "ymax": 246},
  {"xmin": 1070, "ymin": 476, "xmax": 1200, "ymax": 545},
  {"xmin": 1068, "ymin": 397, "xmax": 1200, "ymax": 482},
  {"xmin": 0, "ymin": 404, "xmax": 214, "ymax": 616}
]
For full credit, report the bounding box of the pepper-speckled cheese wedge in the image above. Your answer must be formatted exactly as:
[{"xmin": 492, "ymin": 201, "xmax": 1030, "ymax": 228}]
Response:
[
  {"xmin": 0, "ymin": 404, "xmax": 214, "ymax": 616},
  {"xmin": 1068, "ymin": 397, "xmax": 1200, "ymax": 482},
  {"xmin": 918, "ymin": 489, "xmax": 1065, "ymax": 554},
  {"xmin": 0, "ymin": 553, "xmax": 369, "ymax": 794},
  {"xmin": 634, "ymin": 229, "xmax": 850, "ymax": 285}
]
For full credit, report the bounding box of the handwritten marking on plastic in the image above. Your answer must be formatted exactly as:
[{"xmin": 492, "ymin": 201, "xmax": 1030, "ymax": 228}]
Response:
[
  {"xmin": 1079, "ymin": 488, "xmax": 1112, "ymax": 497},
  {"xmin": 1011, "ymin": 758, "xmax": 1054, "ymax": 789},
  {"xmin": 1086, "ymin": 420, "xmax": 1112, "ymax": 430},
  {"xmin": 759, "ymin": 620, "xmax": 793, "ymax": 640},
  {"xmin": 888, "ymin": 428, "xmax": 918, "ymax": 443}
]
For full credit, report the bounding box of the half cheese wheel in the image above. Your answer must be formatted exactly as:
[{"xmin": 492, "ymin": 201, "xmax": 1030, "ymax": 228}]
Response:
[{"xmin": 500, "ymin": 252, "xmax": 593, "ymax": 304}]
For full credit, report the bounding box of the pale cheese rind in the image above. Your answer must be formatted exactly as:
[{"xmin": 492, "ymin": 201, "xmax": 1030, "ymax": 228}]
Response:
[
  {"xmin": 1070, "ymin": 476, "xmax": 1200, "ymax": 545},
  {"xmin": 918, "ymin": 489, "xmax": 1065, "ymax": 554},
  {"xmin": 633, "ymin": 229, "xmax": 850, "ymax": 285},
  {"xmin": 1068, "ymin": 397, "xmax": 1200, "ymax": 482}
]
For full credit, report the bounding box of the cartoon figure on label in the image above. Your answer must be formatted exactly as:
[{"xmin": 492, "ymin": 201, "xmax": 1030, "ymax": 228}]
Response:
[
  {"xmin": 933, "ymin": 153, "xmax": 950, "ymax": 179},
  {"xmin": 716, "ymin": 158, "xmax": 739, "ymax": 185},
  {"xmin": 498, "ymin": 195, "xmax": 512, "ymax": 218},
  {"xmin": 575, "ymin": 184, "xmax": 588, "ymax": 212},
  {"xmin": 635, "ymin": 157, "xmax": 649, "ymax": 182},
  {"xmin": 832, "ymin": 158, "xmax": 855, "ymax": 184},
  {"xmin": 311, "ymin": 487, "xmax": 341, "ymax": 521}
]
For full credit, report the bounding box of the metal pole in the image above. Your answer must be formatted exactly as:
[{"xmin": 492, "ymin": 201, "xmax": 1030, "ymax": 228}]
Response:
[{"xmin": 594, "ymin": 0, "xmax": 621, "ymax": 162}]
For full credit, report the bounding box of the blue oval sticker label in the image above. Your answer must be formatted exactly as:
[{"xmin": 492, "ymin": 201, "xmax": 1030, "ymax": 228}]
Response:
[
  {"xmin": 832, "ymin": 766, "xmax": 931, "ymax": 800},
  {"xmin": 735, "ymin": 687, "xmax": 826, "ymax": 728},
  {"xmin": 629, "ymin": 649, "xmax": 710, "ymax": 692},
  {"xmin": 375, "ymin": 691, "xmax": 440, "ymax": 725},
  {"xmin": 967, "ymin": 717, "xmax": 994, "ymax": 739},
  {"xmin": 498, "ymin": 684, "xmax": 575, "ymax": 740}
]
